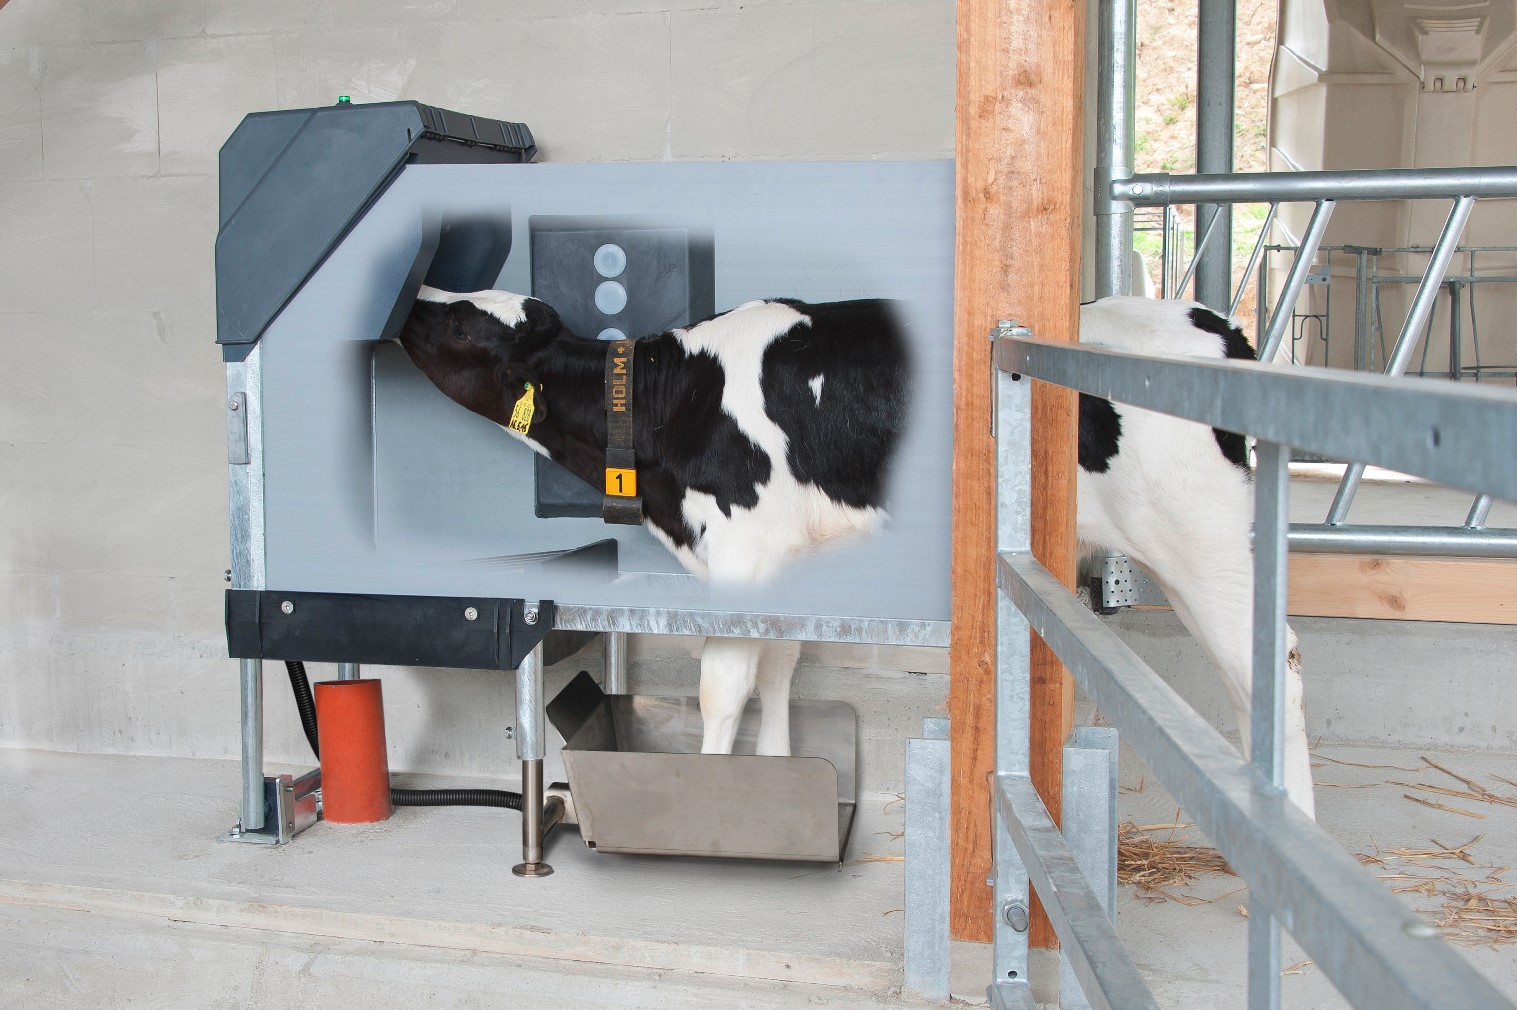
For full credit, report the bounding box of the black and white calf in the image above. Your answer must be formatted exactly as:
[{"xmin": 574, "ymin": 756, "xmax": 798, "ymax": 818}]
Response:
[{"xmin": 397, "ymin": 289, "xmax": 1314, "ymax": 818}]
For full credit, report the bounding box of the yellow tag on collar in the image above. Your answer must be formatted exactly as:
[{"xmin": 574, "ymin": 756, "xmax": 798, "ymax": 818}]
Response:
[
  {"xmin": 509, "ymin": 383, "xmax": 536, "ymax": 434},
  {"xmin": 605, "ymin": 467, "xmax": 637, "ymax": 497}
]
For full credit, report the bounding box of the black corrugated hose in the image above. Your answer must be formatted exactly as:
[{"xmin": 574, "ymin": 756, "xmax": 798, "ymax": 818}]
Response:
[{"xmin": 284, "ymin": 660, "xmax": 523, "ymax": 812}]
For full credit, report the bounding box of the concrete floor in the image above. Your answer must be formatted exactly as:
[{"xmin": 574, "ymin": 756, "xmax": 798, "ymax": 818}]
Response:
[{"xmin": 2, "ymin": 743, "xmax": 1514, "ymax": 1009}]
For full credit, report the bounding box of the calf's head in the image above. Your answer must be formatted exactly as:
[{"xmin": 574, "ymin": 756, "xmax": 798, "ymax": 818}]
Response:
[{"xmin": 397, "ymin": 287, "xmax": 564, "ymax": 427}]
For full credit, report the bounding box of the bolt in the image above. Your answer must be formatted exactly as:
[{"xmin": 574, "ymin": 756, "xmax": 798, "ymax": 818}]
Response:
[
  {"xmin": 505, "ymin": 726, "xmax": 515, "ymax": 741},
  {"xmin": 1404, "ymin": 920, "xmax": 1438, "ymax": 939},
  {"xmin": 280, "ymin": 600, "xmax": 294, "ymax": 615},
  {"xmin": 1131, "ymin": 182, "xmax": 1151, "ymax": 197},
  {"xmin": 228, "ymin": 398, "xmax": 240, "ymax": 411},
  {"xmin": 1001, "ymin": 899, "xmax": 1030, "ymax": 933},
  {"xmin": 524, "ymin": 607, "xmax": 539, "ymax": 626},
  {"xmin": 464, "ymin": 606, "xmax": 478, "ymax": 621}
]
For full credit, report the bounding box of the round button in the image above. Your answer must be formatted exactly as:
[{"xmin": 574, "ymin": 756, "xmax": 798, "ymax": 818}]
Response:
[
  {"xmin": 594, "ymin": 243, "xmax": 627, "ymax": 278},
  {"xmin": 595, "ymin": 281, "xmax": 628, "ymax": 315},
  {"xmin": 598, "ymin": 327, "xmax": 626, "ymax": 342}
]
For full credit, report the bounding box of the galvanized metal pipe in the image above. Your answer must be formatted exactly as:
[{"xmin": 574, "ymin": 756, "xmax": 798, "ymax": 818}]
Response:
[
  {"xmin": 1231, "ymin": 203, "xmax": 1278, "ymax": 319},
  {"xmin": 1094, "ymin": 0, "xmax": 1137, "ymax": 298},
  {"xmin": 239, "ymin": 658, "xmax": 265, "ymax": 833},
  {"xmin": 513, "ymin": 637, "xmax": 554, "ymax": 877},
  {"xmin": 1259, "ymin": 200, "xmax": 1335, "ymax": 361},
  {"xmin": 1194, "ymin": 0, "xmax": 1236, "ymax": 312},
  {"xmin": 336, "ymin": 663, "xmax": 360, "ymax": 681},
  {"xmin": 1466, "ymin": 495, "xmax": 1494, "ymax": 530},
  {"xmin": 515, "ymin": 639, "xmax": 546, "ymax": 762},
  {"xmin": 1289, "ymin": 523, "xmax": 1517, "ymax": 557},
  {"xmin": 1175, "ymin": 207, "xmax": 1223, "ymax": 302},
  {"xmin": 604, "ymin": 631, "xmax": 628, "ymax": 695},
  {"xmin": 1115, "ymin": 165, "xmax": 1517, "ymax": 206},
  {"xmin": 1327, "ymin": 196, "xmax": 1477, "ymax": 524}
]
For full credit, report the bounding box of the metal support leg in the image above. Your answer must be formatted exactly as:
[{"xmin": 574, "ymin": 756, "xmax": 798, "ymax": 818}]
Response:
[
  {"xmin": 904, "ymin": 718, "xmax": 952, "ymax": 1000},
  {"xmin": 1059, "ymin": 727, "xmax": 1119, "ymax": 1010},
  {"xmin": 512, "ymin": 639, "xmax": 560, "ymax": 877},
  {"xmin": 604, "ymin": 631, "xmax": 628, "ymax": 695},
  {"xmin": 239, "ymin": 658, "xmax": 265, "ymax": 832},
  {"xmin": 990, "ymin": 342, "xmax": 1036, "ymax": 1009},
  {"xmin": 337, "ymin": 662, "xmax": 360, "ymax": 681},
  {"xmin": 1449, "ymin": 280, "xmax": 1464, "ymax": 380},
  {"xmin": 1249, "ymin": 441, "xmax": 1291, "ymax": 1010}
]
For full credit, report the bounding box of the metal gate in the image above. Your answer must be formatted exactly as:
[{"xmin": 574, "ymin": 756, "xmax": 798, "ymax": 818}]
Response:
[{"xmin": 987, "ymin": 323, "xmax": 1517, "ymax": 1008}]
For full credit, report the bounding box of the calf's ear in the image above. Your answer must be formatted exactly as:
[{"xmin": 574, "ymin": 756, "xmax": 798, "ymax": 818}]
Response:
[{"xmin": 518, "ymin": 297, "xmax": 564, "ymax": 350}]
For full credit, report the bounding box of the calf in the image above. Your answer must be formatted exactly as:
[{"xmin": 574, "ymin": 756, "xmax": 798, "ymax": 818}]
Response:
[{"xmin": 397, "ymin": 288, "xmax": 1315, "ymax": 818}]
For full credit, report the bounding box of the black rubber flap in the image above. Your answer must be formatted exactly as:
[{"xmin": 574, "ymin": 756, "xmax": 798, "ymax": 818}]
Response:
[
  {"xmin": 225, "ymin": 590, "xmax": 552, "ymax": 671},
  {"xmin": 546, "ymin": 670, "xmax": 610, "ymax": 747},
  {"xmin": 215, "ymin": 100, "xmax": 534, "ymax": 358}
]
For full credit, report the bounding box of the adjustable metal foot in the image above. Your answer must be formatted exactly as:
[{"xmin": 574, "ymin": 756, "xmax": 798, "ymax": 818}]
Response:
[{"xmin": 512, "ymin": 757, "xmax": 564, "ymax": 876}]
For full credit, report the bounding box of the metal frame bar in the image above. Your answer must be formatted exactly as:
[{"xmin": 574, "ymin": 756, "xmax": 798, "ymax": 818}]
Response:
[
  {"xmin": 1115, "ymin": 165, "xmax": 1517, "ymax": 205},
  {"xmin": 990, "ymin": 361, "xmax": 1035, "ymax": 1008},
  {"xmin": 1193, "ymin": 0, "xmax": 1235, "ymax": 312},
  {"xmin": 1259, "ymin": 199, "xmax": 1335, "ymax": 362},
  {"xmin": 904, "ymin": 718, "xmax": 952, "ymax": 1000},
  {"xmin": 992, "ymin": 325, "xmax": 1517, "ymax": 1009},
  {"xmin": 1326, "ymin": 197, "xmax": 1478, "ymax": 524},
  {"xmin": 998, "ymin": 774, "xmax": 1159, "ymax": 1010},
  {"xmin": 996, "ymin": 338, "xmax": 1517, "ymax": 502},
  {"xmin": 1093, "ymin": 0, "xmax": 1137, "ymax": 298}
]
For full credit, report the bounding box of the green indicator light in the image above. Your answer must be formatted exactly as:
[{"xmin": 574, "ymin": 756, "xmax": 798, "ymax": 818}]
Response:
[{"xmin": 337, "ymin": 95, "xmax": 352, "ymax": 104}]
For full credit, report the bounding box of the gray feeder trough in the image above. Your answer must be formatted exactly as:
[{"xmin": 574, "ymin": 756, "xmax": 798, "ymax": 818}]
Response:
[{"xmin": 547, "ymin": 672, "xmax": 858, "ymax": 863}]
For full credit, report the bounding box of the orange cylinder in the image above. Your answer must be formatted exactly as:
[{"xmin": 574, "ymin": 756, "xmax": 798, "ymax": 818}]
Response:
[{"xmin": 315, "ymin": 679, "xmax": 392, "ymax": 823}]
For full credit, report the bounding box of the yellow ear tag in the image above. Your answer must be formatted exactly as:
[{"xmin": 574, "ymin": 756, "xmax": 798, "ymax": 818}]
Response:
[{"xmin": 509, "ymin": 383, "xmax": 536, "ymax": 434}]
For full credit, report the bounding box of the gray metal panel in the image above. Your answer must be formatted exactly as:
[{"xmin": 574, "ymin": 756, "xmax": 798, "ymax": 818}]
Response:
[
  {"xmin": 998, "ymin": 549, "xmax": 1515, "ymax": 1010},
  {"xmin": 997, "ymin": 335, "xmax": 1517, "ymax": 502},
  {"xmin": 254, "ymin": 160, "xmax": 956, "ymax": 626}
]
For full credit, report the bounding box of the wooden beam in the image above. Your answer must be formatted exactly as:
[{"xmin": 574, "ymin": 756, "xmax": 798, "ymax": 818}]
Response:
[
  {"xmin": 1288, "ymin": 555, "xmax": 1517, "ymax": 624},
  {"xmin": 951, "ymin": 0, "xmax": 1085, "ymax": 945}
]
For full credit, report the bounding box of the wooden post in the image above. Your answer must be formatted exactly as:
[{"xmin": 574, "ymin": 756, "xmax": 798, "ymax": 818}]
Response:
[{"xmin": 950, "ymin": 0, "xmax": 1085, "ymax": 945}]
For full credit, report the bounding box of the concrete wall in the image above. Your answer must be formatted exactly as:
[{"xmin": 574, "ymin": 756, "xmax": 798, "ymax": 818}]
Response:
[
  {"xmin": 0, "ymin": 0, "xmax": 955, "ymax": 793},
  {"xmin": 3, "ymin": 0, "xmax": 1511, "ymax": 803}
]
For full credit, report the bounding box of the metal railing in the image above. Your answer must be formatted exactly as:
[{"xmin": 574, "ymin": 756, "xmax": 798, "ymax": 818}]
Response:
[
  {"xmin": 988, "ymin": 325, "xmax": 1517, "ymax": 1009},
  {"xmin": 1106, "ymin": 165, "xmax": 1517, "ymax": 559}
]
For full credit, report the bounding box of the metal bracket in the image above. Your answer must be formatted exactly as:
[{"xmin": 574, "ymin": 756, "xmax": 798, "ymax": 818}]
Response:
[
  {"xmin": 223, "ymin": 769, "xmax": 320, "ymax": 845},
  {"xmin": 226, "ymin": 392, "xmax": 249, "ymax": 465},
  {"xmin": 1097, "ymin": 554, "xmax": 1169, "ymax": 609}
]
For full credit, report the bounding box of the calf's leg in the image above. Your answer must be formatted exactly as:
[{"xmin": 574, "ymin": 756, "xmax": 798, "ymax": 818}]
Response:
[
  {"xmin": 755, "ymin": 639, "xmax": 801, "ymax": 756},
  {"xmin": 699, "ymin": 637, "xmax": 763, "ymax": 754}
]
